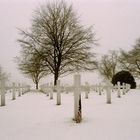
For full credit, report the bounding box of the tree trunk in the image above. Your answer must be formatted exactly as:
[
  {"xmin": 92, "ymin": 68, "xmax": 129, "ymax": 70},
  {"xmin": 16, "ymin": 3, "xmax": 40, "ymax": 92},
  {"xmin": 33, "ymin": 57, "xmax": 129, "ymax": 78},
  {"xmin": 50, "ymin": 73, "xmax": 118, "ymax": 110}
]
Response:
[
  {"xmin": 54, "ymin": 72, "xmax": 59, "ymax": 86},
  {"xmin": 36, "ymin": 81, "xmax": 38, "ymax": 90}
]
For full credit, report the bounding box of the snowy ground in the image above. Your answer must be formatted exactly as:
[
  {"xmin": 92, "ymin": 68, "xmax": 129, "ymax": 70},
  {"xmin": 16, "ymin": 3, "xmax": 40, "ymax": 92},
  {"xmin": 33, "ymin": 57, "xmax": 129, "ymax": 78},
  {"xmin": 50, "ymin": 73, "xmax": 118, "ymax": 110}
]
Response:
[{"xmin": 0, "ymin": 89, "xmax": 140, "ymax": 140}]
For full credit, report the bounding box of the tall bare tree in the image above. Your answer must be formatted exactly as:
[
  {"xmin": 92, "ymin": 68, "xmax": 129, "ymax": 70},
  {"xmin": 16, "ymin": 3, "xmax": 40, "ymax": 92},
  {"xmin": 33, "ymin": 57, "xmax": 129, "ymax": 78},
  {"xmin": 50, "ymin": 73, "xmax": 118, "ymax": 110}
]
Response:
[
  {"xmin": 18, "ymin": 0, "xmax": 97, "ymax": 85},
  {"xmin": 97, "ymin": 51, "xmax": 119, "ymax": 81},
  {"xmin": 16, "ymin": 49, "xmax": 48, "ymax": 89},
  {"xmin": 119, "ymin": 38, "xmax": 140, "ymax": 78}
]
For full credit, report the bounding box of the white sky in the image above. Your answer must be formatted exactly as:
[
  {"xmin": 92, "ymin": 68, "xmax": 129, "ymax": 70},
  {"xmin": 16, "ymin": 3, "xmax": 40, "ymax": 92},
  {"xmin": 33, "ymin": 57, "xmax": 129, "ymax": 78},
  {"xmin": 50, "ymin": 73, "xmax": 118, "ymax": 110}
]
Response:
[{"xmin": 0, "ymin": 0, "xmax": 140, "ymax": 84}]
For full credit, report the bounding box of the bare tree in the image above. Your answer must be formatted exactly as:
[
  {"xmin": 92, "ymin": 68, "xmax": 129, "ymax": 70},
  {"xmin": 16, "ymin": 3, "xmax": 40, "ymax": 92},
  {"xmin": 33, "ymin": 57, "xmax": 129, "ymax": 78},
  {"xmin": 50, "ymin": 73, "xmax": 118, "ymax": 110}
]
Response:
[
  {"xmin": 0, "ymin": 66, "xmax": 8, "ymax": 85},
  {"xmin": 97, "ymin": 51, "xmax": 119, "ymax": 81},
  {"xmin": 18, "ymin": 0, "xmax": 97, "ymax": 85},
  {"xmin": 16, "ymin": 50, "xmax": 48, "ymax": 90},
  {"xmin": 119, "ymin": 38, "xmax": 140, "ymax": 78}
]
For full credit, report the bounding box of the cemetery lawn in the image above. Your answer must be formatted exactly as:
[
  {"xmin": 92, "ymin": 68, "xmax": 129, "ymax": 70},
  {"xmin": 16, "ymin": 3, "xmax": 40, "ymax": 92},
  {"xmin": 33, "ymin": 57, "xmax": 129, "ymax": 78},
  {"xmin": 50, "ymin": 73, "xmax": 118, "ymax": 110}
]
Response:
[{"xmin": 0, "ymin": 89, "xmax": 140, "ymax": 140}]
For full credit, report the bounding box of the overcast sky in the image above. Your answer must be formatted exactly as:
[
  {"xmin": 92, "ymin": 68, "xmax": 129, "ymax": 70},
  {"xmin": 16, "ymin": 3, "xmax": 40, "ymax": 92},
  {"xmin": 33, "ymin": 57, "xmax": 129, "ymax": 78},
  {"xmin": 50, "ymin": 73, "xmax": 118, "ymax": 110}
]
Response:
[{"xmin": 0, "ymin": 0, "xmax": 140, "ymax": 84}]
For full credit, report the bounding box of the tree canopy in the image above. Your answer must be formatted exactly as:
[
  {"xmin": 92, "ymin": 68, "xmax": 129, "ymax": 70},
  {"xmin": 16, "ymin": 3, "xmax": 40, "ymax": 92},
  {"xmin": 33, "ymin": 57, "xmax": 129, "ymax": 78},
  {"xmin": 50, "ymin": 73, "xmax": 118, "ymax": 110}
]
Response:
[{"xmin": 18, "ymin": 0, "xmax": 97, "ymax": 85}]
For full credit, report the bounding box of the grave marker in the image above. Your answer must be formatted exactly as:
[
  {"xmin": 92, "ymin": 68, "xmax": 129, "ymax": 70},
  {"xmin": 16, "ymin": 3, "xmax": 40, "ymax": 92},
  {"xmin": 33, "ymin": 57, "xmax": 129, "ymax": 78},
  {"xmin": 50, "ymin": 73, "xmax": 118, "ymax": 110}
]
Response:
[
  {"xmin": 117, "ymin": 82, "xmax": 121, "ymax": 98},
  {"xmin": 50, "ymin": 82, "xmax": 53, "ymax": 100},
  {"xmin": 105, "ymin": 82, "xmax": 112, "ymax": 104},
  {"xmin": 56, "ymin": 80, "xmax": 61, "ymax": 105},
  {"xmin": 74, "ymin": 74, "xmax": 82, "ymax": 123}
]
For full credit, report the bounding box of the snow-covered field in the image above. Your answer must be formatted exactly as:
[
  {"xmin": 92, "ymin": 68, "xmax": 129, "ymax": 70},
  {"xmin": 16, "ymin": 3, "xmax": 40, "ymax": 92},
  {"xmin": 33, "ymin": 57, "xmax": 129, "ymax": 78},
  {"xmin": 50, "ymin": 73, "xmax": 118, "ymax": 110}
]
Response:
[{"xmin": 0, "ymin": 89, "xmax": 140, "ymax": 140}]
